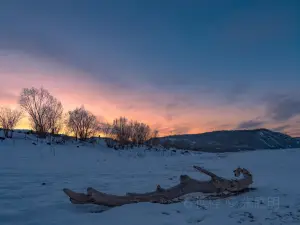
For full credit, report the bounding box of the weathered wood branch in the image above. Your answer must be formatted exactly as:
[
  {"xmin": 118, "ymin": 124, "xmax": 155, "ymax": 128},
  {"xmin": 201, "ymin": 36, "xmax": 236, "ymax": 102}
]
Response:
[{"xmin": 63, "ymin": 165, "xmax": 253, "ymax": 207}]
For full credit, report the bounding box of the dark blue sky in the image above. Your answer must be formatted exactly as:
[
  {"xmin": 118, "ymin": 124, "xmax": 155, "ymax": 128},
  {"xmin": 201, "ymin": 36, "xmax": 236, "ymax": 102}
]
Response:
[{"xmin": 0, "ymin": 0, "xmax": 300, "ymax": 135}]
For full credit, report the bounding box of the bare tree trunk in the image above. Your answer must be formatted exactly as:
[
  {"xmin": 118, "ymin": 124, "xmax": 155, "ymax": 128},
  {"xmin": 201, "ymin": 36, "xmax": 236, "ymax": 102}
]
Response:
[
  {"xmin": 63, "ymin": 166, "xmax": 253, "ymax": 207},
  {"xmin": 3, "ymin": 129, "xmax": 9, "ymax": 138},
  {"xmin": 9, "ymin": 129, "xmax": 13, "ymax": 138}
]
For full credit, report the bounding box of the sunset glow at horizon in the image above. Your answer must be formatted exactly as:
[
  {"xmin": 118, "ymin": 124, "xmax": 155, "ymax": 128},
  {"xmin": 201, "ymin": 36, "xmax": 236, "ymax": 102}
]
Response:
[{"xmin": 1, "ymin": 1, "xmax": 299, "ymax": 137}]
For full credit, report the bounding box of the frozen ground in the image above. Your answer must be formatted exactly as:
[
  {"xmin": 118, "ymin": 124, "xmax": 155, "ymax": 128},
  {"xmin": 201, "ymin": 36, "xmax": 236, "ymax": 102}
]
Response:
[{"xmin": 0, "ymin": 133, "xmax": 300, "ymax": 225}]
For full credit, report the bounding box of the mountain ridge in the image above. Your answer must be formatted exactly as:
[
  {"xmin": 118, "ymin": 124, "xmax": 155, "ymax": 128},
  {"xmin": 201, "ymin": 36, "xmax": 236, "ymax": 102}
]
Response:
[{"xmin": 157, "ymin": 128, "xmax": 300, "ymax": 152}]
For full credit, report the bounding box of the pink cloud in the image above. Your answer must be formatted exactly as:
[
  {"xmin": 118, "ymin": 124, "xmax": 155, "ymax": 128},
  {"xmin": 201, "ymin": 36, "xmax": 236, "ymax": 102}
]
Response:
[{"xmin": 1, "ymin": 51, "xmax": 298, "ymax": 136}]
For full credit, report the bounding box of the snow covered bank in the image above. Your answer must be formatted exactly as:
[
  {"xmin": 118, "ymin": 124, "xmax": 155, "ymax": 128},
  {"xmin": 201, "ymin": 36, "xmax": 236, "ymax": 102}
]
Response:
[{"xmin": 0, "ymin": 137, "xmax": 299, "ymax": 225}]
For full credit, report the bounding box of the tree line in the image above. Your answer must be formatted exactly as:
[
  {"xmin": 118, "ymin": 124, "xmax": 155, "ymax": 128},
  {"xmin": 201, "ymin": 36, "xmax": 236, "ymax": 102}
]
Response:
[{"xmin": 0, "ymin": 87, "xmax": 159, "ymax": 148}]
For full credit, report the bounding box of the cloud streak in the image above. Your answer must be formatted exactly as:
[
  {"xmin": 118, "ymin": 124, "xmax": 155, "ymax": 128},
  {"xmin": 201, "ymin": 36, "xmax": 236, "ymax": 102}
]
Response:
[
  {"xmin": 265, "ymin": 95, "xmax": 300, "ymax": 121},
  {"xmin": 236, "ymin": 120, "xmax": 265, "ymax": 129},
  {"xmin": 272, "ymin": 125, "xmax": 290, "ymax": 133}
]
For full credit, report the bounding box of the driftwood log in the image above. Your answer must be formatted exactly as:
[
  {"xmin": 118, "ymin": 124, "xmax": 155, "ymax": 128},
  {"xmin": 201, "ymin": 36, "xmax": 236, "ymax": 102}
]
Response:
[{"xmin": 63, "ymin": 166, "xmax": 253, "ymax": 207}]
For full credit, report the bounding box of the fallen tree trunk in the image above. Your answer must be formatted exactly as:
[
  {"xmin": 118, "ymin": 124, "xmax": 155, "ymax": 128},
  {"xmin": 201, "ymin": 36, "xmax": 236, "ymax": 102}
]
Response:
[{"xmin": 63, "ymin": 165, "xmax": 253, "ymax": 207}]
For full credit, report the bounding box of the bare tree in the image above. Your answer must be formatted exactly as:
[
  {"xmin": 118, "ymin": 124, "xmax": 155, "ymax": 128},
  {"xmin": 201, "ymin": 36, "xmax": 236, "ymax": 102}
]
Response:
[
  {"xmin": 130, "ymin": 121, "xmax": 151, "ymax": 146},
  {"xmin": 152, "ymin": 129, "xmax": 159, "ymax": 139},
  {"xmin": 100, "ymin": 122, "xmax": 112, "ymax": 137},
  {"xmin": 111, "ymin": 117, "xmax": 132, "ymax": 148},
  {"xmin": 19, "ymin": 87, "xmax": 63, "ymax": 137},
  {"xmin": 66, "ymin": 106, "xmax": 98, "ymax": 141},
  {"xmin": 138, "ymin": 123, "xmax": 151, "ymax": 145},
  {"xmin": 100, "ymin": 122, "xmax": 116, "ymax": 147},
  {"xmin": 102, "ymin": 117, "xmax": 154, "ymax": 149},
  {"xmin": 46, "ymin": 102, "xmax": 64, "ymax": 135},
  {"xmin": 0, "ymin": 107, "xmax": 23, "ymax": 138},
  {"xmin": 148, "ymin": 129, "xmax": 160, "ymax": 147}
]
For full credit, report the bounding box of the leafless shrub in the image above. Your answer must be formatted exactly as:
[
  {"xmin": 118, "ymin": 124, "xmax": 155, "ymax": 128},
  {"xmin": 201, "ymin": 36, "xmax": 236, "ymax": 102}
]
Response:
[
  {"xmin": 100, "ymin": 122, "xmax": 113, "ymax": 137},
  {"xmin": 160, "ymin": 138, "xmax": 192, "ymax": 150},
  {"xmin": 66, "ymin": 106, "xmax": 99, "ymax": 141},
  {"xmin": 130, "ymin": 120, "xmax": 151, "ymax": 146},
  {"xmin": 147, "ymin": 129, "xmax": 160, "ymax": 148},
  {"xmin": 110, "ymin": 117, "xmax": 132, "ymax": 148},
  {"xmin": 19, "ymin": 87, "xmax": 63, "ymax": 137},
  {"xmin": 161, "ymin": 139, "xmax": 172, "ymax": 150},
  {"xmin": 0, "ymin": 107, "xmax": 23, "ymax": 138},
  {"xmin": 47, "ymin": 102, "xmax": 64, "ymax": 135},
  {"xmin": 101, "ymin": 116, "xmax": 155, "ymax": 149},
  {"xmin": 100, "ymin": 122, "xmax": 116, "ymax": 147}
]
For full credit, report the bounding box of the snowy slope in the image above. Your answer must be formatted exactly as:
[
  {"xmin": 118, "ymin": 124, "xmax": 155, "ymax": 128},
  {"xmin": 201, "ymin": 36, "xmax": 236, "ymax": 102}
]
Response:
[{"xmin": 0, "ymin": 134, "xmax": 300, "ymax": 225}]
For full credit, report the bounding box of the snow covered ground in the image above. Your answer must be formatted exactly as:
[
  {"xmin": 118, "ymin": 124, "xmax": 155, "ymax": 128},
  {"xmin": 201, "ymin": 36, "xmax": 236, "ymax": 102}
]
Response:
[{"xmin": 0, "ymin": 132, "xmax": 300, "ymax": 225}]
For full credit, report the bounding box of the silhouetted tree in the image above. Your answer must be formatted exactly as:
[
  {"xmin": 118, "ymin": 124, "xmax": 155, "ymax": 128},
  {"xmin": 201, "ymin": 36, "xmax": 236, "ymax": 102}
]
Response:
[
  {"xmin": 19, "ymin": 87, "xmax": 63, "ymax": 137},
  {"xmin": 102, "ymin": 116, "xmax": 154, "ymax": 149},
  {"xmin": 0, "ymin": 107, "xmax": 23, "ymax": 138},
  {"xmin": 66, "ymin": 106, "xmax": 98, "ymax": 141},
  {"xmin": 148, "ymin": 129, "xmax": 160, "ymax": 147},
  {"xmin": 100, "ymin": 122, "xmax": 116, "ymax": 147},
  {"xmin": 111, "ymin": 117, "xmax": 131, "ymax": 148},
  {"xmin": 130, "ymin": 121, "xmax": 151, "ymax": 146}
]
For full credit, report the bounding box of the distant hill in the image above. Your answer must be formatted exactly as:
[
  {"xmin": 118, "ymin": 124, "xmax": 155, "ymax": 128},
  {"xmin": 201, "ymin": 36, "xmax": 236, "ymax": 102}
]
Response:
[{"xmin": 157, "ymin": 128, "xmax": 300, "ymax": 152}]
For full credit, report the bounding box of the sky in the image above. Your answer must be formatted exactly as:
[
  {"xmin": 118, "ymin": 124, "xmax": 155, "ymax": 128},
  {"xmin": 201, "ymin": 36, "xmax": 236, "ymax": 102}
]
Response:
[{"xmin": 0, "ymin": 0, "xmax": 299, "ymax": 136}]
